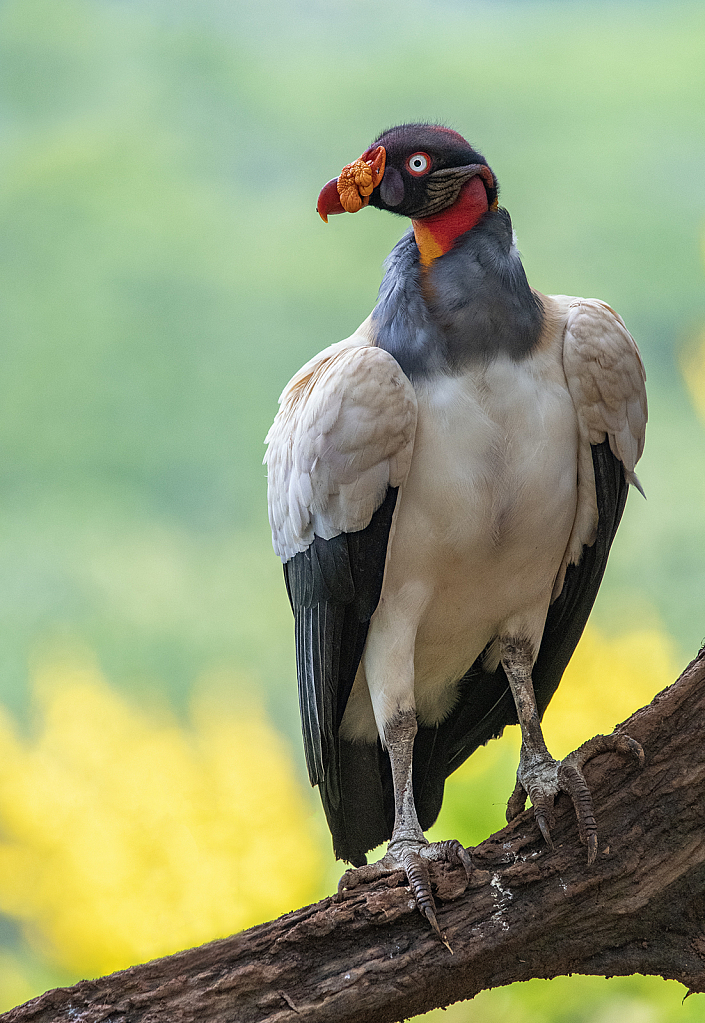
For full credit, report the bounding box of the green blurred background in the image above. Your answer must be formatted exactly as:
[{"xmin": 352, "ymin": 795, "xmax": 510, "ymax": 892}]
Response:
[{"xmin": 0, "ymin": 0, "xmax": 704, "ymax": 1017}]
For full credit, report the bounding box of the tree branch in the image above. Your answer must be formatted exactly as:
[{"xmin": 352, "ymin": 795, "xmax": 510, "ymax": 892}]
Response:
[{"xmin": 5, "ymin": 648, "xmax": 705, "ymax": 1023}]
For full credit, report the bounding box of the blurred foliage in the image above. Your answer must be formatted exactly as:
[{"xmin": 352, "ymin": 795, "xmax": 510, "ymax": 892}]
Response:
[
  {"xmin": 682, "ymin": 329, "xmax": 705, "ymax": 425},
  {"xmin": 426, "ymin": 972, "xmax": 705, "ymax": 1023},
  {"xmin": 0, "ymin": 0, "xmax": 703, "ymax": 1016},
  {"xmin": 0, "ymin": 653, "xmax": 324, "ymax": 1008}
]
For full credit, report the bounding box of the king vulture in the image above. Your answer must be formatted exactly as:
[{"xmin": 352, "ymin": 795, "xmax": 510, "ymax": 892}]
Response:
[{"xmin": 265, "ymin": 124, "xmax": 647, "ymax": 937}]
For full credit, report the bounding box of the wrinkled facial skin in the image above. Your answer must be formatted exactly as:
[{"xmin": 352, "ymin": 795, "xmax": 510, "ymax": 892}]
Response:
[{"xmin": 365, "ymin": 123, "xmax": 497, "ymax": 219}]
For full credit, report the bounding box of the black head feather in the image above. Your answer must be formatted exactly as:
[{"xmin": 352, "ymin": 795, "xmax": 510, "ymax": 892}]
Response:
[{"xmin": 367, "ymin": 122, "xmax": 498, "ymax": 218}]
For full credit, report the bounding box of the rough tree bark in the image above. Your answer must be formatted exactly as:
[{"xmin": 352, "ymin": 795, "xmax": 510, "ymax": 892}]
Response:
[{"xmin": 4, "ymin": 647, "xmax": 705, "ymax": 1023}]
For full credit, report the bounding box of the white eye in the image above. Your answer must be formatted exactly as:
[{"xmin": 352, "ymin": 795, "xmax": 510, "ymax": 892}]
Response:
[{"xmin": 406, "ymin": 152, "xmax": 431, "ymax": 176}]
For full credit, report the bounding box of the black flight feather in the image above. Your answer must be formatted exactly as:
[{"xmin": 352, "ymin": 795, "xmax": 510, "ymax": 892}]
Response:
[{"xmin": 283, "ymin": 487, "xmax": 398, "ymax": 864}]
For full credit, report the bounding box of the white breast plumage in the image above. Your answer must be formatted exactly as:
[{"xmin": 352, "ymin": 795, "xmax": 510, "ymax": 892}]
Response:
[{"xmin": 345, "ymin": 336, "xmax": 581, "ymax": 742}]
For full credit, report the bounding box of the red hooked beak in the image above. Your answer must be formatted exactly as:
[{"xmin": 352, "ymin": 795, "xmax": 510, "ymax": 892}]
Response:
[
  {"xmin": 316, "ymin": 178, "xmax": 346, "ymax": 223},
  {"xmin": 316, "ymin": 145, "xmax": 386, "ymax": 223}
]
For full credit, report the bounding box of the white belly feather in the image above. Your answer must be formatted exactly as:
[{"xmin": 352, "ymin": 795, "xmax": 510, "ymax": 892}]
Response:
[{"xmin": 340, "ymin": 351, "xmax": 579, "ymax": 744}]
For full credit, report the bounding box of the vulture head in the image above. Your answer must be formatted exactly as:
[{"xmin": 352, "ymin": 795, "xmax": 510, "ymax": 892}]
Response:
[{"xmin": 316, "ymin": 123, "xmax": 498, "ymax": 224}]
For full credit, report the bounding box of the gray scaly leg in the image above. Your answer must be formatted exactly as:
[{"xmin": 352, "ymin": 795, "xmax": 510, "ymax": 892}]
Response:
[
  {"xmin": 501, "ymin": 637, "xmax": 644, "ymax": 863},
  {"xmin": 337, "ymin": 708, "xmax": 472, "ymax": 945}
]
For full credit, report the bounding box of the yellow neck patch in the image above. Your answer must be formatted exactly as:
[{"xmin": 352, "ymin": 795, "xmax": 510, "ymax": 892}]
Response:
[{"xmin": 412, "ymin": 220, "xmax": 444, "ymax": 268}]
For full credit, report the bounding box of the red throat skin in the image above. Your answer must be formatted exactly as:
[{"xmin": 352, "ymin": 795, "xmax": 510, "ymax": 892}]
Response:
[{"xmin": 412, "ymin": 176, "xmax": 490, "ymax": 268}]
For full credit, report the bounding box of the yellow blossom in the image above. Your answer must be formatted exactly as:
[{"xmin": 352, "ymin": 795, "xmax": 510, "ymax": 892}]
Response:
[{"xmin": 0, "ymin": 656, "xmax": 323, "ymax": 982}]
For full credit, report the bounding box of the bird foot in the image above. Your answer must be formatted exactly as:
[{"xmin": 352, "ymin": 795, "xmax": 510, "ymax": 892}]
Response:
[
  {"xmin": 336, "ymin": 838, "xmax": 472, "ymax": 949},
  {"xmin": 506, "ymin": 732, "xmax": 644, "ymax": 864}
]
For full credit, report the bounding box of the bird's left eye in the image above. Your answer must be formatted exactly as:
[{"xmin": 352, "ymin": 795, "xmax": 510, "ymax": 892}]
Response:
[{"xmin": 406, "ymin": 152, "xmax": 431, "ymax": 176}]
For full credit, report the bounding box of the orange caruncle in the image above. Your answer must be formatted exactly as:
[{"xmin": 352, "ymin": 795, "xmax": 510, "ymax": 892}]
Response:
[{"xmin": 337, "ymin": 158, "xmax": 376, "ymax": 213}]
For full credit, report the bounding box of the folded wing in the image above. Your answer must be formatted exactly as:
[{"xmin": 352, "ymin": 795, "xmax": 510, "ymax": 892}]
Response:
[
  {"xmin": 559, "ymin": 297, "xmax": 647, "ymax": 572},
  {"xmin": 265, "ymin": 339, "xmax": 417, "ymax": 806}
]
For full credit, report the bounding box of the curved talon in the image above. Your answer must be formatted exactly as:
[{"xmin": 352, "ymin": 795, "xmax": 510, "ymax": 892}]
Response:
[
  {"xmin": 460, "ymin": 846, "xmax": 474, "ymax": 877},
  {"xmin": 425, "ymin": 839, "xmax": 473, "ymax": 877},
  {"xmin": 587, "ymin": 832, "xmax": 598, "ymax": 866},
  {"xmin": 529, "ymin": 788, "xmax": 555, "ymax": 848},
  {"xmin": 561, "ymin": 731, "xmax": 643, "ymax": 864},
  {"xmin": 336, "ymin": 861, "xmax": 388, "ymax": 900},
  {"xmin": 422, "ymin": 903, "xmax": 441, "ymax": 937},
  {"xmin": 401, "ymin": 848, "xmax": 436, "ymax": 925},
  {"xmin": 627, "ymin": 737, "xmax": 645, "ymax": 767},
  {"xmin": 402, "ymin": 846, "xmax": 454, "ymax": 951},
  {"xmin": 506, "ymin": 778, "xmax": 528, "ymax": 822},
  {"xmin": 558, "ymin": 760, "xmax": 597, "ymax": 858},
  {"xmin": 335, "ymin": 838, "xmax": 468, "ymax": 948},
  {"xmin": 419, "ymin": 904, "xmax": 453, "ymax": 952},
  {"xmin": 534, "ymin": 807, "xmax": 554, "ymax": 849},
  {"xmin": 336, "ymin": 874, "xmax": 352, "ymax": 901},
  {"xmin": 515, "ymin": 731, "xmax": 645, "ymax": 864}
]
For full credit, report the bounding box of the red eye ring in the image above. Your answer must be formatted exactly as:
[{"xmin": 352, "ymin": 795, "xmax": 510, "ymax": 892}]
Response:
[{"xmin": 406, "ymin": 152, "xmax": 431, "ymax": 177}]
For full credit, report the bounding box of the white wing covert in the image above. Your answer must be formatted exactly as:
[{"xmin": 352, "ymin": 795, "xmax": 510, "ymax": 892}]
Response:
[
  {"xmin": 563, "ymin": 298, "xmax": 646, "ymax": 486},
  {"xmin": 266, "ymin": 339, "xmax": 418, "ymax": 562},
  {"xmin": 557, "ymin": 298, "xmax": 647, "ymax": 574}
]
